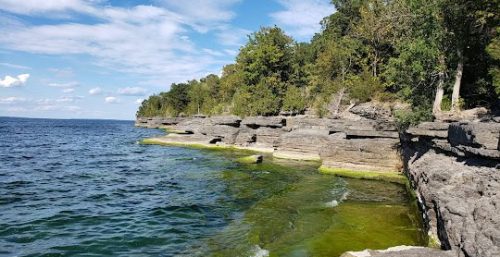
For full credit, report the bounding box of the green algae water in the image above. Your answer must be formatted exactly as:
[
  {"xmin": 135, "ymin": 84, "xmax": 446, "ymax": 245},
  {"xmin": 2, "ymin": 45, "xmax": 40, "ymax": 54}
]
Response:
[{"xmin": 0, "ymin": 118, "xmax": 426, "ymax": 257}]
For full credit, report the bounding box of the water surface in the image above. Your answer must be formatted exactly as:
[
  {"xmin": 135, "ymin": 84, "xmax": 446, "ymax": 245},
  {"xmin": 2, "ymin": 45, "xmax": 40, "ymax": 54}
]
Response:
[{"xmin": 0, "ymin": 117, "xmax": 425, "ymax": 257}]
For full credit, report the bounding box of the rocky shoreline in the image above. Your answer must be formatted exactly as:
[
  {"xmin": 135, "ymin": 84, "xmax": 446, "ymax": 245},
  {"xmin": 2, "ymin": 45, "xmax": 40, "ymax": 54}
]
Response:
[
  {"xmin": 403, "ymin": 121, "xmax": 499, "ymax": 257},
  {"xmin": 136, "ymin": 111, "xmax": 499, "ymax": 257}
]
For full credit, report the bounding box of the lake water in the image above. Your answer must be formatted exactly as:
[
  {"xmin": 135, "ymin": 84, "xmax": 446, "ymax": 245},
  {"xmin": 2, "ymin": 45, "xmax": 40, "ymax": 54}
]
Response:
[{"xmin": 0, "ymin": 117, "xmax": 426, "ymax": 257}]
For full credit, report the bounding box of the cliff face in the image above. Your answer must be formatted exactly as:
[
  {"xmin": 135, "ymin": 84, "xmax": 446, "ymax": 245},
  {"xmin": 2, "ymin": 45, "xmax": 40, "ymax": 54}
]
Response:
[
  {"xmin": 137, "ymin": 110, "xmax": 403, "ymax": 174},
  {"xmin": 404, "ymin": 122, "xmax": 500, "ymax": 257}
]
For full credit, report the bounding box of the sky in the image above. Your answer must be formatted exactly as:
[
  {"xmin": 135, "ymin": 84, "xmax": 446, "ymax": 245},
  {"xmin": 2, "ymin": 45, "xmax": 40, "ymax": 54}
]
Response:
[{"xmin": 0, "ymin": 0, "xmax": 335, "ymax": 120}]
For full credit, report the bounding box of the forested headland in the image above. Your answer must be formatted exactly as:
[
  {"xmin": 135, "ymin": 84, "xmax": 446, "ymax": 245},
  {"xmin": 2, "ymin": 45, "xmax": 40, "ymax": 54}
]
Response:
[{"xmin": 137, "ymin": 0, "xmax": 499, "ymax": 125}]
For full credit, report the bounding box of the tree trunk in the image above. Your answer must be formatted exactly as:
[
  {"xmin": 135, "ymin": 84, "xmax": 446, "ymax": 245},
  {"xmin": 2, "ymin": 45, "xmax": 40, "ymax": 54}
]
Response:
[
  {"xmin": 329, "ymin": 87, "xmax": 345, "ymax": 116},
  {"xmin": 433, "ymin": 71, "xmax": 445, "ymax": 115},
  {"xmin": 451, "ymin": 52, "xmax": 463, "ymax": 112}
]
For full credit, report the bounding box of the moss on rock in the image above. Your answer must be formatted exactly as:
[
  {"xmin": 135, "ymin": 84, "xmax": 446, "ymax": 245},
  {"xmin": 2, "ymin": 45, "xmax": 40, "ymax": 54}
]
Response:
[{"xmin": 318, "ymin": 166, "xmax": 407, "ymax": 184}]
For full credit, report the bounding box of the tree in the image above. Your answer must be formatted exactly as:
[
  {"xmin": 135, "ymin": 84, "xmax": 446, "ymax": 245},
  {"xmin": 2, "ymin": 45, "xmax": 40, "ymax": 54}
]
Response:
[
  {"xmin": 487, "ymin": 27, "xmax": 500, "ymax": 95},
  {"xmin": 187, "ymin": 80, "xmax": 208, "ymax": 115},
  {"xmin": 236, "ymin": 26, "xmax": 294, "ymax": 95},
  {"xmin": 282, "ymin": 86, "xmax": 306, "ymax": 113}
]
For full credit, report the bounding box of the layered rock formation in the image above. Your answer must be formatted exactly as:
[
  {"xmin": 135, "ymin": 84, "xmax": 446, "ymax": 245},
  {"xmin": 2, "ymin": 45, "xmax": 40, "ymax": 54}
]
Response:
[
  {"xmin": 135, "ymin": 117, "xmax": 185, "ymax": 128},
  {"xmin": 137, "ymin": 112, "xmax": 403, "ymax": 173},
  {"xmin": 404, "ymin": 121, "xmax": 500, "ymax": 257}
]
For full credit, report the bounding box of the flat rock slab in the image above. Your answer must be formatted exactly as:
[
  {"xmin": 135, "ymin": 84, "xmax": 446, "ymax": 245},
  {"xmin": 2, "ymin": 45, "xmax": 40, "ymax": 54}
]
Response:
[
  {"xmin": 242, "ymin": 116, "xmax": 285, "ymax": 128},
  {"xmin": 341, "ymin": 246, "xmax": 455, "ymax": 257},
  {"xmin": 407, "ymin": 122, "xmax": 450, "ymax": 138},
  {"xmin": 448, "ymin": 122, "xmax": 500, "ymax": 150}
]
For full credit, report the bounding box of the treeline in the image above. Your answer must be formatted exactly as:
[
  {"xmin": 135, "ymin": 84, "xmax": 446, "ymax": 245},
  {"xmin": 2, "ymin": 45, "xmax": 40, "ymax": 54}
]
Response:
[{"xmin": 138, "ymin": 0, "xmax": 499, "ymax": 120}]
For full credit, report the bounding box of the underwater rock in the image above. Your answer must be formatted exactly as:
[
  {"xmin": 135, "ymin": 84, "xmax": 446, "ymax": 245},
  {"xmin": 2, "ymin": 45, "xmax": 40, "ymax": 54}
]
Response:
[
  {"xmin": 236, "ymin": 155, "xmax": 263, "ymax": 164},
  {"xmin": 341, "ymin": 246, "xmax": 454, "ymax": 257}
]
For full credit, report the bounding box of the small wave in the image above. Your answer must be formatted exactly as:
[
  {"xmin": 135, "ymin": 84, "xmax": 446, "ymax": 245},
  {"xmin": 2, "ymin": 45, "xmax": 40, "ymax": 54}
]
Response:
[
  {"xmin": 325, "ymin": 200, "xmax": 338, "ymax": 207},
  {"xmin": 251, "ymin": 245, "xmax": 269, "ymax": 257},
  {"xmin": 325, "ymin": 192, "xmax": 349, "ymax": 208},
  {"xmin": 340, "ymin": 191, "xmax": 349, "ymax": 201}
]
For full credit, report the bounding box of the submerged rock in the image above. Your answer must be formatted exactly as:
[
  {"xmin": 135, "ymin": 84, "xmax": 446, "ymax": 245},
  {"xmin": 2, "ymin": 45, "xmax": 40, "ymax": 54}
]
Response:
[
  {"xmin": 236, "ymin": 155, "xmax": 263, "ymax": 164},
  {"xmin": 341, "ymin": 246, "xmax": 454, "ymax": 257}
]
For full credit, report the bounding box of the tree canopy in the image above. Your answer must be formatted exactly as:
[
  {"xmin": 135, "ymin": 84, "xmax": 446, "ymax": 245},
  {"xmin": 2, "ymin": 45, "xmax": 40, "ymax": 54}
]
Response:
[{"xmin": 138, "ymin": 0, "xmax": 499, "ymax": 120}]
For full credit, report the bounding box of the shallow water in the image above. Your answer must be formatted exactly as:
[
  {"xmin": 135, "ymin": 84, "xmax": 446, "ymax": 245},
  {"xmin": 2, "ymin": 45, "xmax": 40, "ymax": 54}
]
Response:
[{"xmin": 0, "ymin": 117, "xmax": 426, "ymax": 257}]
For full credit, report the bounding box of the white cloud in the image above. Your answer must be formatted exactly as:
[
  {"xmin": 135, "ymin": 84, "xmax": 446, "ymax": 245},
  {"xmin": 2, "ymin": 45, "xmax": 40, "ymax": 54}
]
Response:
[
  {"xmin": 36, "ymin": 104, "xmax": 82, "ymax": 112},
  {"xmin": 7, "ymin": 107, "xmax": 28, "ymax": 112},
  {"xmin": 36, "ymin": 96, "xmax": 83, "ymax": 105},
  {"xmin": 158, "ymin": 0, "xmax": 241, "ymax": 31},
  {"xmin": 118, "ymin": 87, "xmax": 147, "ymax": 96},
  {"xmin": 271, "ymin": 0, "xmax": 334, "ymax": 40},
  {"xmin": 0, "ymin": 0, "xmax": 95, "ymax": 15},
  {"xmin": 0, "ymin": 62, "xmax": 31, "ymax": 70},
  {"xmin": 49, "ymin": 67, "xmax": 74, "ymax": 77},
  {"xmin": 216, "ymin": 27, "xmax": 251, "ymax": 46},
  {"xmin": 89, "ymin": 87, "xmax": 103, "ymax": 95},
  {"xmin": 203, "ymin": 48, "xmax": 225, "ymax": 57},
  {"xmin": 48, "ymin": 81, "xmax": 79, "ymax": 88},
  {"xmin": 56, "ymin": 96, "xmax": 83, "ymax": 103},
  {"xmin": 0, "ymin": 96, "xmax": 27, "ymax": 104},
  {"xmin": 0, "ymin": 74, "xmax": 30, "ymax": 88},
  {"xmin": 0, "ymin": 0, "xmax": 250, "ymax": 95},
  {"xmin": 105, "ymin": 96, "xmax": 120, "ymax": 104},
  {"xmin": 63, "ymin": 88, "xmax": 75, "ymax": 93},
  {"xmin": 135, "ymin": 98, "xmax": 144, "ymax": 104},
  {"xmin": 0, "ymin": 4, "xmax": 221, "ymax": 81},
  {"xmin": 223, "ymin": 49, "xmax": 238, "ymax": 56}
]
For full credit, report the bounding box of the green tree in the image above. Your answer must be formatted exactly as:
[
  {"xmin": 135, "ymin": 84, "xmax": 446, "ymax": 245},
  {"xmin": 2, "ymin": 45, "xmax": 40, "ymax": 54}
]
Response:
[
  {"xmin": 236, "ymin": 26, "xmax": 294, "ymax": 95},
  {"xmin": 283, "ymin": 86, "xmax": 306, "ymax": 113}
]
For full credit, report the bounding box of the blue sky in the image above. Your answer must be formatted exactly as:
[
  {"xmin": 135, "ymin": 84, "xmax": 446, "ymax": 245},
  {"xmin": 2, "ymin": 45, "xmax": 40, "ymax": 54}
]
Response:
[{"xmin": 0, "ymin": 0, "xmax": 334, "ymax": 120}]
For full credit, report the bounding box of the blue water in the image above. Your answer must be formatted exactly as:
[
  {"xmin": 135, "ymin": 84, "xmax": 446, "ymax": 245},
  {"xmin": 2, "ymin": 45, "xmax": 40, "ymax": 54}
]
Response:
[{"xmin": 0, "ymin": 117, "xmax": 425, "ymax": 257}]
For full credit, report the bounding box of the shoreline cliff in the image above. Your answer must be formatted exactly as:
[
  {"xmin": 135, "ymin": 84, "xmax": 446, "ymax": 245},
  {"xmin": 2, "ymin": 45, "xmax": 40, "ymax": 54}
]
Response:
[{"xmin": 136, "ymin": 109, "xmax": 499, "ymax": 257}]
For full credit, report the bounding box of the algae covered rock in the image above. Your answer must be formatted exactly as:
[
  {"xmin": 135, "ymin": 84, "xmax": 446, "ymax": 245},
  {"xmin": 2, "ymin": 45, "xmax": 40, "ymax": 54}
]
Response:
[
  {"xmin": 237, "ymin": 155, "xmax": 263, "ymax": 164},
  {"xmin": 341, "ymin": 246, "xmax": 454, "ymax": 257}
]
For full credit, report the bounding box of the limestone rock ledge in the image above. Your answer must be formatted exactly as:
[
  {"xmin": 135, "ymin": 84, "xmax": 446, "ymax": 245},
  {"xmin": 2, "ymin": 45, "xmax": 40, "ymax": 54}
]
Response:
[
  {"xmin": 404, "ymin": 121, "xmax": 500, "ymax": 257},
  {"xmin": 137, "ymin": 114, "xmax": 403, "ymax": 173}
]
